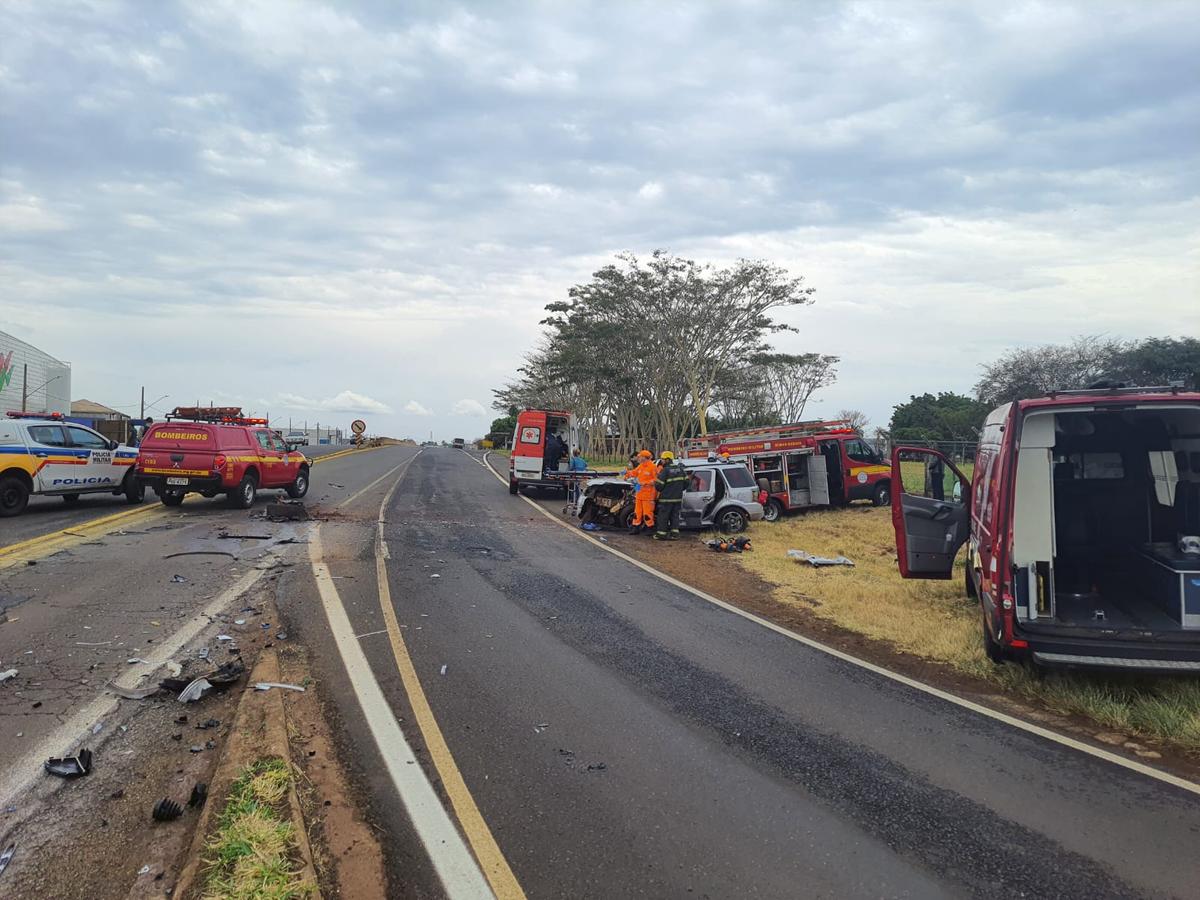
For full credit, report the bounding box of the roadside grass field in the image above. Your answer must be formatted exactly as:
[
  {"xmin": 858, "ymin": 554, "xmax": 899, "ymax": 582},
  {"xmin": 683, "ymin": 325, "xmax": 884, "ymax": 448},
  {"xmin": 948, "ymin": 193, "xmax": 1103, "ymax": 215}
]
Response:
[{"xmin": 739, "ymin": 506, "xmax": 1200, "ymax": 754}]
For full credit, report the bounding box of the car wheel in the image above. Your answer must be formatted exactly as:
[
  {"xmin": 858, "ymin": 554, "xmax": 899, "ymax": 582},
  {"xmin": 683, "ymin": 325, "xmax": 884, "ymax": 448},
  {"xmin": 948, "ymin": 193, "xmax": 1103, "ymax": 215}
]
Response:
[
  {"xmin": 286, "ymin": 467, "xmax": 309, "ymax": 499},
  {"xmin": 0, "ymin": 476, "xmax": 30, "ymax": 517},
  {"xmin": 717, "ymin": 508, "xmax": 748, "ymax": 534},
  {"xmin": 762, "ymin": 498, "xmax": 784, "ymax": 523},
  {"xmin": 123, "ymin": 473, "xmax": 145, "ymax": 505},
  {"xmin": 871, "ymin": 481, "xmax": 891, "ymax": 507},
  {"xmin": 982, "ymin": 612, "xmax": 1007, "ymax": 665},
  {"xmin": 160, "ymin": 490, "xmax": 185, "ymax": 507},
  {"xmin": 229, "ymin": 474, "xmax": 257, "ymax": 509},
  {"xmin": 62, "ymin": 493, "xmax": 82, "ymax": 504}
]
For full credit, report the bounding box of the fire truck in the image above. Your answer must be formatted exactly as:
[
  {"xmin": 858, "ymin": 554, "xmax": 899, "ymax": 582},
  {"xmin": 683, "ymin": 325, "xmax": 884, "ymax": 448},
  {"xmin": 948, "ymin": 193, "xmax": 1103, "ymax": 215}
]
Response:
[{"xmin": 682, "ymin": 419, "xmax": 891, "ymax": 521}]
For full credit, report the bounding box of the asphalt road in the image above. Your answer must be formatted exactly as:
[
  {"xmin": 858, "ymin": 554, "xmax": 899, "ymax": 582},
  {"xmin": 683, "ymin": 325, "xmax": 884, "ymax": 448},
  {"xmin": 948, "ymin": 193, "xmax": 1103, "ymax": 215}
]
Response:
[
  {"xmin": 5, "ymin": 442, "xmax": 354, "ymax": 545},
  {"xmin": 294, "ymin": 447, "xmax": 1200, "ymax": 899}
]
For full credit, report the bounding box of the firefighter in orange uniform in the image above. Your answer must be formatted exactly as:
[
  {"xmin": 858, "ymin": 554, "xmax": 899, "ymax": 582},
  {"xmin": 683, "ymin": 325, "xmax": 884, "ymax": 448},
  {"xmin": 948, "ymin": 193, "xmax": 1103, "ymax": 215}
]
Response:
[{"xmin": 628, "ymin": 449, "xmax": 658, "ymax": 534}]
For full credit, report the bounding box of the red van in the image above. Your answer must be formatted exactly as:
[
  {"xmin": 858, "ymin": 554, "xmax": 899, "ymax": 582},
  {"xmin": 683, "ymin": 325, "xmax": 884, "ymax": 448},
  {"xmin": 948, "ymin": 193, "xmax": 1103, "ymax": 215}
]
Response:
[
  {"xmin": 890, "ymin": 385, "xmax": 1200, "ymax": 672},
  {"xmin": 507, "ymin": 408, "xmax": 579, "ymax": 495},
  {"xmin": 137, "ymin": 419, "xmax": 310, "ymax": 508}
]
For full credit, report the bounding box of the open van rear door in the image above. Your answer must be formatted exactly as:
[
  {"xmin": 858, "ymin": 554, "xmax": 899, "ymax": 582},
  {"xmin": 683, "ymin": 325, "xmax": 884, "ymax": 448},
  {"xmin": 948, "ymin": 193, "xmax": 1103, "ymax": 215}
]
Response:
[{"xmin": 890, "ymin": 447, "xmax": 971, "ymax": 579}]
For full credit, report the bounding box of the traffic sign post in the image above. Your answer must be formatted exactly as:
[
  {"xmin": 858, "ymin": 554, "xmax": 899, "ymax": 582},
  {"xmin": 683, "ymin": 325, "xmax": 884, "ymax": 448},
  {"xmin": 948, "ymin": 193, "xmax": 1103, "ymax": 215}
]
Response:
[{"xmin": 351, "ymin": 419, "xmax": 366, "ymax": 435}]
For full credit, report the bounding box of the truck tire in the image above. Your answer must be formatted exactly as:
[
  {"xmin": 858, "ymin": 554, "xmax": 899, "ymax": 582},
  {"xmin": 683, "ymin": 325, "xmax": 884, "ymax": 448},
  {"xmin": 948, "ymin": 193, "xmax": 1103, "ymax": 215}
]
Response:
[
  {"xmin": 0, "ymin": 475, "xmax": 30, "ymax": 517},
  {"xmin": 871, "ymin": 481, "xmax": 891, "ymax": 507},
  {"xmin": 762, "ymin": 498, "xmax": 783, "ymax": 523},
  {"xmin": 160, "ymin": 490, "xmax": 185, "ymax": 507},
  {"xmin": 62, "ymin": 493, "xmax": 81, "ymax": 504},
  {"xmin": 509, "ymin": 478, "xmax": 519, "ymax": 495},
  {"xmin": 717, "ymin": 508, "xmax": 748, "ymax": 534},
  {"xmin": 229, "ymin": 474, "xmax": 258, "ymax": 509},
  {"xmin": 123, "ymin": 472, "xmax": 145, "ymax": 505},
  {"xmin": 286, "ymin": 467, "xmax": 309, "ymax": 499}
]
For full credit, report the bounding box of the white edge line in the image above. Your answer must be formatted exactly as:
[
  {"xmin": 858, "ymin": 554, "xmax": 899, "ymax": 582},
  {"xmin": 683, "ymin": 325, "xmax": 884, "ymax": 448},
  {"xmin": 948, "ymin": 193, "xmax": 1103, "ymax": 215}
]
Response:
[
  {"xmin": 480, "ymin": 452, "xmax": 1200, "ymax": 798},
  {"xmin": 338, "ymin": 458, "xmax": 414, "ymax": 509},
  {"xmin": 308, "ymin": 522, "xmax": 492, "ymax": 900}
]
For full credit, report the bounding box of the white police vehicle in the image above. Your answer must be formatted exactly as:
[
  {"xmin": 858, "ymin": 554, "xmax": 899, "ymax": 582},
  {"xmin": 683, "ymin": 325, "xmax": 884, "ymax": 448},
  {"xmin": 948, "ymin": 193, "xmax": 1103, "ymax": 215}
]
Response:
[{"xmin": 0, "ymin": 411, "xmax": 145, "ymax": 517}]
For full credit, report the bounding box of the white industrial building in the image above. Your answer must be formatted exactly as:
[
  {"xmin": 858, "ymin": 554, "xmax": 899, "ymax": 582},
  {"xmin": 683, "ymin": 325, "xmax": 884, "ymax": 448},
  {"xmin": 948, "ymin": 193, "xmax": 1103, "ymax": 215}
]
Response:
[{"xmin": 0, "ymin": 330, "xmax": 72, "ymax": 416}]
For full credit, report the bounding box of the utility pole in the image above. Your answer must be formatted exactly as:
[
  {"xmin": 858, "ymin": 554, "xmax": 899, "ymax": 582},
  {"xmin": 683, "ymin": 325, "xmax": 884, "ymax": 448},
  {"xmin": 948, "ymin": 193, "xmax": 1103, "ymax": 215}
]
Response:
[
  {"xmin": 140, "ymin": 385, "xmax": 145, "ymax": 420},
  {"xmin": 21, "ymin": 364, "xmax": 27, "ymax": 412}
]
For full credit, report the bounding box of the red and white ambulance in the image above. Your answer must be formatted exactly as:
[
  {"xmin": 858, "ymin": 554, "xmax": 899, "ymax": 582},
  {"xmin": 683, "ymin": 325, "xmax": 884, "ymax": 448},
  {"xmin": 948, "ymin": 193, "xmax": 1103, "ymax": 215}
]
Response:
[{"xmin": 506, "ymin": 408, "xmax": 580, "ymax": 495}]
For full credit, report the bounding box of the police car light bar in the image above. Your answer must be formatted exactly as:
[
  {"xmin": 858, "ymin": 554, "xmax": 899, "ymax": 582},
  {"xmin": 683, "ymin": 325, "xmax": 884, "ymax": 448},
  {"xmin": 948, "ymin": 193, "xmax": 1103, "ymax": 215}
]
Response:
[{"xmin": 6, "ymin": 410, "xmax": 63, "ymax": 420}]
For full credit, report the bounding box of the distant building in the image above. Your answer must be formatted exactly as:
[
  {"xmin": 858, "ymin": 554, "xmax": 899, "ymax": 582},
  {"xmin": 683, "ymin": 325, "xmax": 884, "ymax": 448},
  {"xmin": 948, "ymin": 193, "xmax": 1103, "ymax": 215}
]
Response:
[
  {"xmin": 0, "ymin": 330, "xmax": 72, "ymax": 416},
  {"xmin": 71, "ymin": 399, "xmax": 129, "ymax": 422}
]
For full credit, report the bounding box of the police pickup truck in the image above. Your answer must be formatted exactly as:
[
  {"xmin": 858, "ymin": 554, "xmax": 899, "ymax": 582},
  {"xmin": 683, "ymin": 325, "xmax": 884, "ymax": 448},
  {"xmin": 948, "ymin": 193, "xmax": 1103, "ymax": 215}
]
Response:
[{"xmin": 0, "ymin": 412, "xmax": 145, "ymax": 517}]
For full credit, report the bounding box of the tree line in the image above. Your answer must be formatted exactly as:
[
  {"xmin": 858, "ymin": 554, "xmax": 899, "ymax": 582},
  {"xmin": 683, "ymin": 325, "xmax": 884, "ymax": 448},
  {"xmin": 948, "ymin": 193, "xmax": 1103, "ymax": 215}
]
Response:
[
  {"xmin": 492, "ymin": 251, "xmax": 837, "ymax": 456},
  {"xmin": 888, "ymin": 336, "xmax": 1200, "ymax": 443}
]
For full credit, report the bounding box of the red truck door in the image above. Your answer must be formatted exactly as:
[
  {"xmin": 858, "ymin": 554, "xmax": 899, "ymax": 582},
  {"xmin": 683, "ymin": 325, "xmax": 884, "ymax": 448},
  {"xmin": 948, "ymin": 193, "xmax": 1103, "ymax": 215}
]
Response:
[{"xmin": 889, "ymin": 447, "xmax": 972, "ymax": 579}]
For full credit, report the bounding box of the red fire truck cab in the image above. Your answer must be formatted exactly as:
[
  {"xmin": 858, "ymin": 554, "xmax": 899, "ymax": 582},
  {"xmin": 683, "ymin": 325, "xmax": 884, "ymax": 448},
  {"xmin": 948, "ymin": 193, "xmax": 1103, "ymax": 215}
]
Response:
[
  {"xmin": 890, "ymin": 385, "xmax": 1200, "ymax": 672},
  {"xmin": 683, "ymin": 420, "xmax": 890, "ymax": 521},
  {"xmin": 508, "ymin": 408, "xmax": 580, "ymax": 495}
]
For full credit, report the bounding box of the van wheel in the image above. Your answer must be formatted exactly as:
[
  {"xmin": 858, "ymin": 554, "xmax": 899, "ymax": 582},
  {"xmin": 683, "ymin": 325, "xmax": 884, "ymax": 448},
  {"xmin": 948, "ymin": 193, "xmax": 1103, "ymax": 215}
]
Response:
[
  {"xmin": 871, "ymin": 482, "xmax": 891, "ymax": 507},
  {"xmin": 123, "ymin": 473, "xmax": 145, "ymax": 505},
  {"xmin": 0, "ymin": 476, "xmax": 30, "ymax": 517},
  {"xmin": 965, "ymin": 565, "xmax": 978, "ymax": 599},
  {"xmin": 286, "ymin": 467, "xmax": 309, "ymax": 499},
  {"xmin": 718, "ymin": 509, "xmax": 748, "ymax": 534},
  {"xmin": 62, "ymin": 493, "xmax": 81, "ymax": 505},
  {"xmin": 762, "ymin": 498, "xmax": 783, "ymax": 523},
  {"xmin": 982, "ymin": 613, "xmax": 1007, "ymax": 665},
  {"xmin": 508, "ymin": 478, "xmax": 519, "ymax": 495},
  {"xmin": 160, "ymin": 490, "xmax": 185, "ymax": 507},
  {"xmin": 229, "ymin": 474, "xmax": 258, "ymax": 509}
]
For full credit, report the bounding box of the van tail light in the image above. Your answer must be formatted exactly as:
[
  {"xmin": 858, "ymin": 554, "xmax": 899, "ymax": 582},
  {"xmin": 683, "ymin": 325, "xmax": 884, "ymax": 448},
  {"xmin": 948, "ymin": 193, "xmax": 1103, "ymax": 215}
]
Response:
[
  {"xmin": 757, "ymin": 490, "xmax": 768, "ymax": 505},
  {"xmin": 214, "ymin": 454, "xmax": 227, "ymax": 471}
]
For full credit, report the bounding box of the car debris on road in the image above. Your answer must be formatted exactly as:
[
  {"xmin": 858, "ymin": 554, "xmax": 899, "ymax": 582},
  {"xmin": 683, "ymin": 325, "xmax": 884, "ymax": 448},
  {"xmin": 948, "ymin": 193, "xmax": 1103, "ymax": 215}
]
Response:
[
  {"xmin": 787, "ymin": 549, "xmax": 855, "ymax": 567},
  {"xmin": 44, "ymin": 748, "xmax": 93, "ymax": 778}
]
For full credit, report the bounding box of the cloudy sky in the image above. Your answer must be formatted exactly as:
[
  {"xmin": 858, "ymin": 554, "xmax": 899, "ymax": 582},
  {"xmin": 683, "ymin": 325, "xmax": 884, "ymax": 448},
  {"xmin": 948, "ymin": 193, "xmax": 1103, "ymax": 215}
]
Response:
[{"xmin": 2, "ymin": 1, "xmax": 1197, "ymax": 438}]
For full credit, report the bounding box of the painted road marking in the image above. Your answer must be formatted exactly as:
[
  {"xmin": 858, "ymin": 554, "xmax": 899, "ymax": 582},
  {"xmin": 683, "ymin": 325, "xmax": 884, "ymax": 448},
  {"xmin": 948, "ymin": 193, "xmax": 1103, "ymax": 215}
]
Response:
[
  {"xmin": 480, "ymin": 453, "xmax": 1200, "ymax": 799},
  {"xmin": 337, "ymin": 458, "xmax": 416, "ymax": 509},
  {"xmin": 372, "ymin": 456, "xmax": 526, "ymax": 900},
  {"xmin": 0, "ymin": 503, "xmax": 162, "ymax": 560},
  {"xmin": 308, "ymin": 525, "xmax": 494, "ymax": 900},
  {"xmin": 0, "ymin": 562, "xmax": 272, "ymax": 807}
]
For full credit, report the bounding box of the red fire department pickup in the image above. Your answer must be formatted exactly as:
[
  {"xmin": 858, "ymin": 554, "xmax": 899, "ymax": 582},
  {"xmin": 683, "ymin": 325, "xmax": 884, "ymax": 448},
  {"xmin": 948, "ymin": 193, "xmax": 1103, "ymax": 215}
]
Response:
[
  {"xmin": 683, "ymin": 419, "xmax": 890, "ymax": 520},
  {"xmin": 136, "ymin": 408, "xmax": 310, "ymax": 509}
]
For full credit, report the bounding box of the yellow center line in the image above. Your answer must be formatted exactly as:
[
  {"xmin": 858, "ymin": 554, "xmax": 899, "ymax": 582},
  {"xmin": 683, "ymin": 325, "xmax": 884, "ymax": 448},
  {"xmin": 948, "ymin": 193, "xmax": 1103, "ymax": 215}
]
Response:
[
  {"xmin": 373, "ymin": 453, "xmax": 526, "ymax": 899},
  {"xmin": 0, "ymin": 504, "xmax": 163, "ymax": 560}
]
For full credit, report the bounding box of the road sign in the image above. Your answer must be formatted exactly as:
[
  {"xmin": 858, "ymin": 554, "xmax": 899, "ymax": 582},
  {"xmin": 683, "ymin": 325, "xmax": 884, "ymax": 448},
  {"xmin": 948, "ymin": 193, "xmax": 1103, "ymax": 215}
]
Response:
[{"xmin": 351, "ymin": 419, "xmax": 366, "ymax": 435}]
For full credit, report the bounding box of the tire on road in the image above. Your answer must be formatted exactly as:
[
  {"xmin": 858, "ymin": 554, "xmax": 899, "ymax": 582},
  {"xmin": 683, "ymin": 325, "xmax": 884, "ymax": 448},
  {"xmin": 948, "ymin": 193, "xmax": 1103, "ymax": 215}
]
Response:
[
  {"xmin": 717, "ymin": 508, "xmax": 749, "ymax": 534},
  {"xmin": 286, "ymin": 466, "xmax": 309, "ymax": 499},
  {"xmin": 872, "ymin": 481, "xmax": 891, "ymax": 507},
  {"xmin": 0, "ymin": 475, "xmax": 31, "ymax": 517},
  {"xmin": 762, "ymin": 498, "xmax": 784, "ymax": 523},
  {"xmin": 228, "ymin": 473, "xmax": 258, "ymax": 509},
  {"xmin": 123, "ymin": 472, "xmax": 145, "ymax": 505},
  {"xmin": 160, "ymin": 489, "xmax": 185, "ymax": 507}
]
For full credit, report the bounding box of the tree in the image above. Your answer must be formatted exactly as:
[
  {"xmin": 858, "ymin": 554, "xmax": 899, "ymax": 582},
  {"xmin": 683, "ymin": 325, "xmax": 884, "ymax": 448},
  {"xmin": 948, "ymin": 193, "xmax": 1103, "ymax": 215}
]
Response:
[
  {"xmin": 890, "ymin": 392, "xmax": 990, "ymax": 443},
  {"xmin": 754, "ymin": 352, "xmax": 839, "ymax": 423},
  {"xmin": 1108, "ymin": 337, "xmax": 1200, "ymax": 389},
  {"xmin": 837, "ymin": 408, "xmax": 870, "ymax": 433},
  {"xmin": 974, "ymin": 336, "xmax": 1124, "ymax": 406}
]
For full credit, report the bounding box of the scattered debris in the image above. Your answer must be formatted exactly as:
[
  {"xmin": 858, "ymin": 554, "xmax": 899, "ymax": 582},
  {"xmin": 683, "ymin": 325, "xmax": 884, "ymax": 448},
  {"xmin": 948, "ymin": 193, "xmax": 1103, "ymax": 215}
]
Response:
[
  {"xmin": 275, "ymin": 538, "xmax": 307, "ymax": 545},
  {"xmin": 327, "ymin": 482, "xmax": 344, "ymax": 488},
  {"xmin": 254, "ymin": 682, "xmax": 305, "ymax": 693},
  {"xmin": 75, "ymin": 641, "xmax": 112, "ymax": 647},
  {"xmin": 163, "ymin": 551, "xmax": 236, "ymax": 560},
  {"xmin": 196, "ymin": 718, "xmax": 220, "ymax": 730},
  {"xmin": 0, "ymin": 844, "xmax": 13, "ymax": 878},
  {"xmin": 45, "ymin": 748, "xmax": 93, "ymax": 778},
  {"xmin": 533, "ymin": 723, "xmax": 550, "ymax": 733},
  {"xmin": 175, "ymin": 715, "xmax": 188, "ymax": 724},
  {"xmin": 137, "ymin": 865, "xmax": 150, "ymax": 876},
  {"xmin": 208, "ymin": 659, "xmax": 246, "ymax": 685},
  {"xmin": 586, "ymin": 762, "xmax": 607, "ymax": 772},
  {"xmin": 0, "ymin": 669, "xmax": 16, "ymax": 684},
  {"xmin": 91, "ymin": 722, "xmax": 104, "ymax": 735},
  {"xmin": 439, "ymin": 665, "xmax": 448, "ymax": 675},
  {"xmin": 787, "ymin": 549, "xmax": 854, "ymax": 567},
  {"xmin": 234, "ymin": 619, "xmax": 246, "ymax": 625},
  {"xmin": 189, "ymin": 745, "xmax": 205, "ymax": 753},
  {"xmin": 580, "ymin": 522, "xmax": 603, "ymax": 532},
  {"xmin": 25, "ymin": 560, "xmax": 36, "ymax": 566},
  {"xmin": 126, "ymin": 657, "xmax": 149, "ymax": 665},
  {"xmin": 151, "ymin": 798, "xmax": 183, "ymax": 822},
  {"xmin": 164, "ymin": 661, "xmax": 183, "ymax": 677},
  {"xmin": 218, "ymin": 533, "xmax": 271, "ymax": 540},
  {"xmin": 275, "ymin": 631, "xmax": 288, "ymax": 641},
  {"xmin": 170, "ymin": 574, "xmax": 187, "ymax": 583},
  {"xmin": 706, "ymin": 536, "xmax": 753, "ymax": 553},
  {"xmin": 197, "ymin": 647, "xmax": 210, "ymax": 660},
  {"xmin": 266, "ymin": 500, "xmax": 308, "ymax": 521},
  {"xmin": 177, "ymin": 678, "xmax": 213, "ymax": 703},
  {"xmin": 217, "ymin": 634, "xmax": 233, "ymax": 642},
  {"xmin": 188, "ymin": 783, "xmax": 208, "ymax": 808},
  {"xmin": 107, "ymin": 681, "xmax": 161, "ymax": 700},
  {"xmin": 431, "ymin": 574, "xmax": 441, "ymax": 579}
]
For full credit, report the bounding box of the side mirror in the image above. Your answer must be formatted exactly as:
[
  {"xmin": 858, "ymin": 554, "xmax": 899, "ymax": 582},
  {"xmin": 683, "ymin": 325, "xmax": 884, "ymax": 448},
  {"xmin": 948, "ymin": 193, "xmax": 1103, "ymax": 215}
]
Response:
[{"xmin": 109, "ymin": 440, "xmax": 119, "ymax": 451}]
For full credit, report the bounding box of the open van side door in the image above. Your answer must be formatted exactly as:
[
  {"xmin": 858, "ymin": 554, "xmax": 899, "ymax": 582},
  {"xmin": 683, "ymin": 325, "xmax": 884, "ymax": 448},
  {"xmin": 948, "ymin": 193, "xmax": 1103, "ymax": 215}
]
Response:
[
  {"xmin": 890, "ymin": 447, "xmax": 972, "ymax": 579},
  {"xmin": 807, "ymin": 455, "xmax": 830, "ymax": 506}
]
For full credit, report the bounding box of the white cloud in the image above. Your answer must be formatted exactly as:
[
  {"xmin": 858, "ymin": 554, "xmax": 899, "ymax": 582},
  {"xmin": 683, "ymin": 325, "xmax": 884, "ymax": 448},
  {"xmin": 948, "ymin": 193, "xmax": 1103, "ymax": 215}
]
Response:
[
  {"xmin": 404, "ymin": 400, "xmax": 433, "ymax": 416},
  {"xmin": 451, "ymin": 399, "xmax": 487, "ymax": 416},
  {"xmin": 276, "ymin": 390, "xmax": 392, "ymax": 415},
  {"xmin": 637, "ymin": 181, "xmax": 664, "ymax": 200}
]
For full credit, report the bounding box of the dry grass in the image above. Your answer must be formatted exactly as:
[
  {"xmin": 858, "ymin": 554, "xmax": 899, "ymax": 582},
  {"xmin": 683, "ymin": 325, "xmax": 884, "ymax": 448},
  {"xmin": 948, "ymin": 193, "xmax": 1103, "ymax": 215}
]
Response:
[
  {"xmin": 202, "ymin": 758, "xmax": 316, "ymax": 900},
  {"xmin": 738, "ymin": 507, "xmax": 1200, "ymax": 754}
]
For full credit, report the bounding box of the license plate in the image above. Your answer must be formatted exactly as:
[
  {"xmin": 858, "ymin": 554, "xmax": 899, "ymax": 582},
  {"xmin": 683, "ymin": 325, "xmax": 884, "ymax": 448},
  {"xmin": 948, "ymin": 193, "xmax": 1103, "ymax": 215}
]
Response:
[{"xmin": 166, "ymin": 477, "xmax": 189, "ymax": 486}]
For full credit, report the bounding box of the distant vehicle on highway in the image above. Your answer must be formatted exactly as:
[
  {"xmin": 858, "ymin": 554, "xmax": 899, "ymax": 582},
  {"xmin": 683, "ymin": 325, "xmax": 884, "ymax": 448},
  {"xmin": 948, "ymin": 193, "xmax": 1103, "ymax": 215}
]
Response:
[
  {"xmin": 136, "ymin": 409, "xmax": 309, "ymax": 509},
  {"xmin": 0, "ymin": 411, "xmax": 145, "ymax": 517},
  {"xmin": 891, "ymin": 384, "xmax": 1200, "ymax": 673},
  {"xmin": 452, "ymin": 437, "xmax": 465, "ymax": 449},
  {"xmin": 286, "ymin": 430, "xmax": 309, "ymax": 446}
]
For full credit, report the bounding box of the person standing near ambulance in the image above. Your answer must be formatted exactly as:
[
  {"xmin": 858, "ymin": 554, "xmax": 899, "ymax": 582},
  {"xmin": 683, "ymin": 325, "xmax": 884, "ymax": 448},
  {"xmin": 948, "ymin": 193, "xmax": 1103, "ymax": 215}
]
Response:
[
  {"xmin": 653, "ymin": 451, "xmax": 688, "ymax": 540},
  {"xmin": 627, "ymin": 449, "xmax": 658, "ymax": 534}
]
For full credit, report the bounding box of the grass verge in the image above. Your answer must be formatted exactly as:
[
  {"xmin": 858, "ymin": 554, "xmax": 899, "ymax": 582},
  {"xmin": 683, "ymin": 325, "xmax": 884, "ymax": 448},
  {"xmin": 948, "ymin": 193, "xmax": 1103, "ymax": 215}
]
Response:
[
  {"xmin": 202, "ymin": 757, "xmax": 316, "ymax": 900},
  {"xmin": 739, "ymin": 506, "xmax": 1200, "ymax": 755}
]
